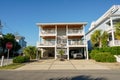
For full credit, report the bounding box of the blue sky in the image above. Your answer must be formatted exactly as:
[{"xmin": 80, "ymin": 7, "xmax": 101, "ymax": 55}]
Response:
[{"xmin": 0, "ymin": 0, "xmax": 120, "ymax": 46}]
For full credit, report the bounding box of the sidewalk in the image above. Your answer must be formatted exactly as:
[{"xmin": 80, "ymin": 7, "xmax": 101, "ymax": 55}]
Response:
[{"xmin": 16, "ymin": 59, "xmax": 110, "ymax": 70}]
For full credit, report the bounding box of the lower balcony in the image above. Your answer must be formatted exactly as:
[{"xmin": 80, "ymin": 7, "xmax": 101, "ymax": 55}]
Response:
[{"xmin": 68, "ymin": 41, "xmax": 86, "ymax": 47}]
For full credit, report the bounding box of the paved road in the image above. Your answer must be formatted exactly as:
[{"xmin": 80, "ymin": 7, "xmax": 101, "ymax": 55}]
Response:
[{"xmin": 0, "ymin": 70, "xmax": 120, "ymax": 80}]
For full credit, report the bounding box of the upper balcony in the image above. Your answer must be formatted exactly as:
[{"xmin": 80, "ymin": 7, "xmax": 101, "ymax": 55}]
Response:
[
  {"xmin": 67, "ymin": 29, "xmax": 84, "ymax": 36},
  {"xmin": 40, "ymin": 29, "xmax": 56, "ymax": 37}
]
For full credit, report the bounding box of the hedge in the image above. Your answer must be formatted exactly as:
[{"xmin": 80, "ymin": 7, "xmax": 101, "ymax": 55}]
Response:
[
  {"xmin": 90, "ymin": 52, "xmax": 116, "ymax": 62},
  {"xmin": 13, "ymin": 56, "xmax": 30, "ymax": 63},
  {"xmin": 92, "ymin": 46, "xmax": 120, "ymax": 55}
]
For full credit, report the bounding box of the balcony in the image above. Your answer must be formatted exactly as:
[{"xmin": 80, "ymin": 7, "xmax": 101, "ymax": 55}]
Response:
[
  {"xmin": 108, "ymin": 40, "xmax": 120, "ymax": 46},
  {"xmin": 68, "ymin": 40, "xmax": 85, "ymax": 47},
  {"xmin": 37, "ymin": 41, "xmax": 55, "ymax": 47},
  {"xmin": 67, "ymin": 29, "xmax": 84, "ymax": 36},
  {"xmin": 40, "ymin": 30, "xmax": 56, "ymax": 36}
]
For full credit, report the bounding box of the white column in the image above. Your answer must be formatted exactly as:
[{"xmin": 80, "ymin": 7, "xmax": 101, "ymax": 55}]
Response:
[
  {"xmin": 110, "ymin": 17, "xmax": 115, "ymax": 46},
  {"xmin": 86, "ymin": 44, "xmax": 89, "ymax": 60},
  {"xmin": 83, "ymin": 24, "xmax": 88, "ymax": 60},
  {"xmin": 67, "ymin": 47, "xmax": 69, "ymax": 60},
  {"xmin": 66, "ymin": 25, "xmax": 69, "ymax": 60},
  {"xmin": 39, "ymin": 27, "xmax": 41, "ymax": 42},
  {"xmin": 41, "ymin": 48, "xmax": 44, "ymax": 58},
  {"xmin": 55, "ymin": 25, "xmax": 57, "ymax": 59}
]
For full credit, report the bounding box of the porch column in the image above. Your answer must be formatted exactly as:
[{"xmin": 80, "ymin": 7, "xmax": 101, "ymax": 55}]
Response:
[
  {"xmin": 55, "ymin": 25, "xmax": 57, "ymax": 59},
  {"xmin": 55, "ymin": 47, "xmax": 57, "ymax": 59},
  {"xmin": 110, "ymin": 17, "xmax": 115, "ymax": 46},
  {"xmin": 86, "ymin": 45, "xmax": 89, "ymax": 60},
  {"xmin": 39, "ymin": 26, "xmax": 41, "ymax": 42},
  {"xmin": 67, "ymin": 47, "xmax": 69, "ymax": 60},
  {"xmin": 41, "ymin": 48, "xmax": 44, "ymax": 58},
  {"xmin": 66, "ymin": 25, "xmax": 69, "ymax": 60}
]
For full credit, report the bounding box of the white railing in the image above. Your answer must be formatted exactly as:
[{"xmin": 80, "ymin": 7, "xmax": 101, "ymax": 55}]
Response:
[
  {"xmin": 68, "ymin": 41, "xmax": 84, "ymax": 45},
  {"xmin": 109, "ymin": 40, "xmax": 120, "ymax": 46},
  {"xmin": 41, "ymin": 29, "xmax": 56, "ymax": 35},
  {"xmin": 68, "ymin": 30, "xmax": 83, "ymax": 35},
  {"xmin": 37, "ymin": 42, "xmax": 55, "ymax": 47}
]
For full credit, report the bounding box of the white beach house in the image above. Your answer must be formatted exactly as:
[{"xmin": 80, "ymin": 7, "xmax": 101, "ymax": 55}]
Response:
[{"xmin": 36, "ymin": 22, "xmax": 88, "ymax": 60}]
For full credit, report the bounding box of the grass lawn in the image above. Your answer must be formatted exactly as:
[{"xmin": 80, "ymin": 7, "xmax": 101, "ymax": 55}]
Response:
[{"xmin": 0, "ymin": 63, "xmax": 25, "ymax": 70}]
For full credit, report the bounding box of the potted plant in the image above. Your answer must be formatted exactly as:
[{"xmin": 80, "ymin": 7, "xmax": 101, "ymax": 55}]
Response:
[{"xmin": 58, "ymin": 49, "xmax": 65, "ymax": 61}]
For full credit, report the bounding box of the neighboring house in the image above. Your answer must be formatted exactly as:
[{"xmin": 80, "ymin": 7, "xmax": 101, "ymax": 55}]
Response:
[
  {"xmin": 36, "ymin": 22, "xmax": 88, "ymax": 60},
  {"xmin": 86, "ymin": 5, "xmax": 120, "ymax": 50},
  {"xmin": 15, "ymin": 35, "xmax": 27, "ymax": 54}
]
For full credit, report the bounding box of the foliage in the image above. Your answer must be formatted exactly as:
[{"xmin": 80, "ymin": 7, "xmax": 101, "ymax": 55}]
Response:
[
  {"xmin": 58, "ymin": 49, "xmax": 64, "ymax": 56},
  {"xmin": 101, "ymin": 31, "xmax": 109, "ymax": 47},
  {"xmin": 91, "ymin": 30, "xmax": 108, "ymax": 48},
  {"xmin": 58, "ymin": 49, "xmax": 65, "ymax": 61},
  {"xmin": 0, "ymin": 33, "xmax": 21, "ymax": 57},
  {"xmin": 91, "ymin": 30, "xmax": 102, "ymax": 48},
  {"xmin": 115, "ymin": 22, "xmax": 120, "ymax": 40},
  {"xmin": 23, "ymin": 46, "xmax": 37, "ymax": 59},
  {"xmin": 0, "ymin": 63, "xmax": 25, "ymax": 69},
  {"xmin": 92, "ymin": 46, "xmax": 120, "ymax": 55},
  {"xmin": 92, "ymin": 52, "xmax": 116, "ymax": 62},
  {"xmin": 13, "ymin": 56, "xmax": 30, "ymax": 63}
]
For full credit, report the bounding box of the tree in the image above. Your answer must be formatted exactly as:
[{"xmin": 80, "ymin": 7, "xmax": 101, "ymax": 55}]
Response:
[
  {"xmin": 91, "ymin": 30, "xmax": 108, "ymax": 48},
  {"xmin": 101, "ymin": 31, "xmax": 108, "ymax": 47},
  {"xmin": 58, "ymin": 49, "xmax": 65, "ymax": 61},
  {"xmin": 115, "ymin": 22, "xmax": 120, "ymax": 40},
  {"xmin": 23, "ymin": 46, "xmax": 37, "ymax": 59},
  {"xmin": 91, "ymin": 30, "xmax": 102, "ymax": 48},
  {"xmin": 0, "ymin": 33, "xmax": 21, "ymax": 57}
]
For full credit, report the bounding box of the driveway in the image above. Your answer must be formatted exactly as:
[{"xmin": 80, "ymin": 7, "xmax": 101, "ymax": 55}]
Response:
[{"xmin": 16, "ymin": 59, "xmax": 110, "ymax": 70}]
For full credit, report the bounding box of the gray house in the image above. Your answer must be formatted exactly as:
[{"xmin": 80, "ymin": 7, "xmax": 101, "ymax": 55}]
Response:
[{"xmin": 86, "ymin": 5, "xmax": 120, "ymax": 50}]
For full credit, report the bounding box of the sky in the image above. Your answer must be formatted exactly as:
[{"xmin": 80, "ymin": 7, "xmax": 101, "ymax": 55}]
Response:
[{"xmin": 0, "ymin": 0, "xmax": 120, "ymax": 46}]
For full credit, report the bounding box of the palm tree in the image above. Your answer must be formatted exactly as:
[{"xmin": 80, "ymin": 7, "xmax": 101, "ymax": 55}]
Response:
[
  {"xmin": 101, "ymin": 31, "xmax": 108, "ymax": 47},
  {"xmin": 91, "ymin": 30, "xmax": 108, "ymax": 48},
  {"xmin": 23, "ymin": 46, "xmax": 37, "ymax": 59},
  {"xmin": 91, "ymin": 30, "xmax": 102, "ymax": 48},
  {"xmin": 58, "ymin": 49, "xmax": 64, "ymax": 61},
  {"xmin": 115, "ymin": 22, "xmax": 120, "ymax": 40}
]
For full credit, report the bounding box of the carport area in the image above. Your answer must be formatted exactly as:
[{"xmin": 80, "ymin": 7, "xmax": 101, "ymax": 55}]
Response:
[
  {"xmin": 69, "ymin": 47, "xmax": 86, "ymax": 59},
  {"xmin": 40, "ymin": 47, "xmax": 55, "ymax": 59}
]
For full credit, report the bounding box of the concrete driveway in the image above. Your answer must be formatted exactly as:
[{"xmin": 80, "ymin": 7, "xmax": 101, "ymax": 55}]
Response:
[{"xmin": 16, "ymin": 59, "xmax": 110, "ymax": 70}]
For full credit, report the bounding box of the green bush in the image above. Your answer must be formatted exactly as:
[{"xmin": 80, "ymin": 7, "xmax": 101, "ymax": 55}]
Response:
[
  {"xmin": 13, "ymin": 56, "xmax": 30, "ymax": 63},
  {"xmin": 91, "ymin": 46, "xmax": 120, "ymax": 55},
  {"xmin": 92, "ymin": 52, "xmax": 116, "ymax": 62},
  {"xmin": 24, "ymin": 56, "xmax": 30, "ymax": 62},
  {"xmin": 90, "ymin": 49, "xmax": 100, "ymax": 59}
]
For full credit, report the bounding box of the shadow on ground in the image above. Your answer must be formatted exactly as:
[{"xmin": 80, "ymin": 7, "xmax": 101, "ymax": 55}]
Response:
[{"xmin": 49, "ymin": 75, "xmax": 107, "ymax": 80}]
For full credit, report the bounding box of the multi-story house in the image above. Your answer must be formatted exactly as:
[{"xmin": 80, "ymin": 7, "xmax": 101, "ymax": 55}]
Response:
[
  {"xmin": 15, "ymin": 35, "xmax": 27, "ymax": 54},
  {"xmin": 86, "ymin": 5, "xmax": 120, "ymax": 50},
  {"xmin": 36, "ymin": 22, "xmax": 88, "ymax": 60}
]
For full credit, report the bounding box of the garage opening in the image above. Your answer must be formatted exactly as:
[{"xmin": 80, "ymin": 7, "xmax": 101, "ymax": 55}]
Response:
[
  {"xmin": 69, "ymin": 47, "xmax": 85, "ymax": 59},
  {"xmin": 43, "ymin": 48, "xmax": 55, "ymax": 58}
]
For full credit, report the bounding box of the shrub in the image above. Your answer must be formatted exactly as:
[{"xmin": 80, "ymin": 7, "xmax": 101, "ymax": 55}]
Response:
[
  {"xmin": 24, "ymin": 56, "xmax": 30, "ymax": 62},
  {"xmin": 13, "ymin": 56, "xmax": 30, "ymax": 63},
  {"xmin": 93, "ymin": 52, "xmax": 116, "ymax": 62},
  {"xmin": 90, "ymin": 49, "xmax": 100, "ymax": 59}
]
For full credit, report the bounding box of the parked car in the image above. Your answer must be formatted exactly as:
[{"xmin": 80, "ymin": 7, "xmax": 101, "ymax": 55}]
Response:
[{"xmin": 70, "ymin": 50, "xmax": 83, "ymax": 59}]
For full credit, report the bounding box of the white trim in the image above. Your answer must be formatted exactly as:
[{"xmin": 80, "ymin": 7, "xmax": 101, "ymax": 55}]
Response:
[
  {"xmin": 110, "ymin": 17, "xmax": 115, "ymax": 46},
  {"xmin": 36, "ymin": 22, "xmax": 87, "ymax": 26}
]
